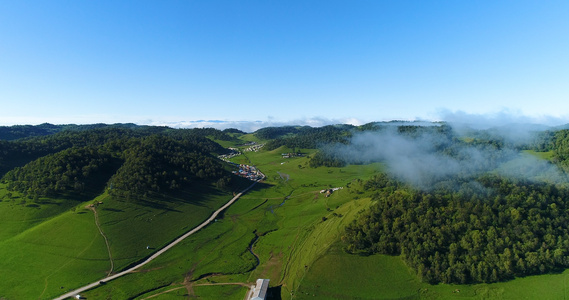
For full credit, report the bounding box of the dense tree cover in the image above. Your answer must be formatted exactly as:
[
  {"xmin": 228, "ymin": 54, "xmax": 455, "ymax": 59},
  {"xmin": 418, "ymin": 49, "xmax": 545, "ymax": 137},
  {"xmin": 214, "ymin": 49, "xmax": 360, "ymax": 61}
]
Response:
[
  {"xmin": 308, "ymin": 149, "xmax": 347, "ymax": 168},
  {"xmin": 107, "ymin": 135, "xmax": 232, "ymax": 200},
  {"xmin": 0, "ymin": 127, "xmax": 229, "ymax": 177},
  {"xmin": 175, "ymin": 127, "xmax": 236, "ymax": 141},
  {"xmin": 524, "ymin": 130, "xmax": 556, "ymax": 152},
  {"xmin": 552, "ymin": 130, "xmax": 569, "ymax": 171},
  {"xmin": 223, "ymin": 128, "xmax": 246, "ymax": 134},
  {"xmin": 254, "ymin": 126, "xmax": 303, "ymax": 140},
  {"xmin": 521, "ymin": 129, "xmax": 569, "ymax": 171},
  {"xmin": 308, "ymin": 124, "xmax": 458, "ymax": 168},
  {"xmin": 3, "ymin": 147, "xmax": 119, "ymax": 198},
  {"xmin": 0, "ymin": 123, "xmax": 147, "ymax": 141},
  {"xmin": 0, "ymin": 123, "xmax": 60, "ymax": 140},
  {"xmin": 265, "ymin": 125, "xmax": 353, "ymax": 151},
  {"xmin": 344, "ymin": 174, "xmax": 569, "ymax": 284},
  {"xmin": 0, "ymin": 127, "xmax": 237, "ymax": 202}
]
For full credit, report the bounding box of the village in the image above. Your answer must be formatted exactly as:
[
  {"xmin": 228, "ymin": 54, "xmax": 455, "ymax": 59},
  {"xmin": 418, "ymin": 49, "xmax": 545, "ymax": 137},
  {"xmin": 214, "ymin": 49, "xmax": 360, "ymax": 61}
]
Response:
[
  {"xmin": 218, "ymin": 144, "xmax": 266, "ymax": 182},
  {"xmin": 218, "ymin": 147, "xmax": 241, "ymax": 162},
  {"xmin": 281, "ymin": 152, "xmax": 303, "ymax": 158},
  {"xmin": 243, "ymin": 142, "xmax": 264, "ymax": 152},
  {"xmin": 232, "ymin": 164, "xmax": 265, "ymax": 181}
]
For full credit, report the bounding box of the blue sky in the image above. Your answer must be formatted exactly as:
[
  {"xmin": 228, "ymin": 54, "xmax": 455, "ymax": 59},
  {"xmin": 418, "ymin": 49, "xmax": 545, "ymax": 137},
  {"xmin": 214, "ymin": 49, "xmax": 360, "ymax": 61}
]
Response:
[{"xmin": 1, "ymin": 1, "xmax": 568, "ymax": 129}]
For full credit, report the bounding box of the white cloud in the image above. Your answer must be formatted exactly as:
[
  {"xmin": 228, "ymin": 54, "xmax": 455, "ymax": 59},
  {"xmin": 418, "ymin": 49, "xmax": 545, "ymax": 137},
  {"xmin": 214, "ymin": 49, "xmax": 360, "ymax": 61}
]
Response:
[
  {"xmin": 437, "ymin": 109, "xmax": 569, "ymax": 129},
  {"xmin": 143, "ymin": 117, "xmax": 369, "ymax": 132}
]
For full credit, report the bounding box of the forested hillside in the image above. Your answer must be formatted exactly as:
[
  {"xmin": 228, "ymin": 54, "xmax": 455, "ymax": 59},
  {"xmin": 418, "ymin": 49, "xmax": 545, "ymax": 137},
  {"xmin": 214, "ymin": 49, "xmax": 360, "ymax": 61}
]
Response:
[
  {"xmin": 342, "ymin": 128, "xmax": 569, "ymax": 285},
  {"xmin": 0, "ymin": 126, "xmax": 237, "ymax": 203},
  {"xmin": 107, "ymin": 135, "xmax": 232, "ymax": 201},
  {"xmin": 0, "ymin": 123, "xmax": 144, "ymax": 141},
  {"xmin": 344, "ymin": 174, "xmax": 569, "ymax": 284}
]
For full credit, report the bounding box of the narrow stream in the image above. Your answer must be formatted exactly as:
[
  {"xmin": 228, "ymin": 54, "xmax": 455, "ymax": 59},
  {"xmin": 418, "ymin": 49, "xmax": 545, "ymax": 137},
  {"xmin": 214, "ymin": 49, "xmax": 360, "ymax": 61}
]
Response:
[
  {"xmin": 268, "ymin": 190, "xmax": 294, "ymax": 213},
  {"xmin": 248, "ymin": 235, "xmax": 260, "ymax": 270}
]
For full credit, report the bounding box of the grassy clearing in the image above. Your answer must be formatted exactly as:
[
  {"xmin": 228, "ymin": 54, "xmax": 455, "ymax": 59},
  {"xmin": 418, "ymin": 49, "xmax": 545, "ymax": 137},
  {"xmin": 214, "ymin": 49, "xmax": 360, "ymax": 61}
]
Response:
[
  {"xmin": 0, "ymin": 180, "xmax": 240, "ymax": 299},
  {"xmin": 298, "ymin": 243, "xmax": 569, "ymax": 300},
  {"xmin": 0, "ymin": 183, "xmax": 112, "ymax": 299},
  {"xmin": 0, "ymin": 183, "xmax": 83, "ymax": 241},
  {"xmin": 82, "ymin": 194, "xmax": 267, "ymax": 299},
  {"xmin": 193, "ymin": 284, "xmax": 249, "ymax": 300},
  {"xmin": 523, "ymin": 149, "xmax": 555, "ymax": 160},
  {"xmin": 0, "ymin": 205, "xmax": 109, "ymax": 299},
  {"xmin": 282, "ymin": 197, "xmax": 373, "ymax": 295},
  {"xmin": 296, "ymin": 243, "xmax": 421, "ymax": 300},
  {"xmin": 97, "ymin": 184, "xmax": 237, "ymax": 271}
]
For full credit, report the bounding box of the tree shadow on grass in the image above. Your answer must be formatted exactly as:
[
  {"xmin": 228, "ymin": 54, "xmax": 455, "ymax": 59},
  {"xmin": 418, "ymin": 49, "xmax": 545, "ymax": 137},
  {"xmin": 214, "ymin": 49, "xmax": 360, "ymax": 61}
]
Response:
[
  {"xmin": 267, "ymin": 285, "xmax": 282, "ymax": 300},
  {"xmin": 101, "ymin": 207, "xmax": 124, "ymax": 212}
]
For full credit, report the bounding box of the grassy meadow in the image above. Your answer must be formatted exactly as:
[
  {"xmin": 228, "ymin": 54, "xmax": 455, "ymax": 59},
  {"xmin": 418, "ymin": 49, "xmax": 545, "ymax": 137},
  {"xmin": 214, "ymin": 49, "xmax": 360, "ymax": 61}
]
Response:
[
  {"xmin": 0, "ymin": 188, "xmax": 109, "ymax": 299},
  {"xmin": 77, "ymin": 145, "xmax": 382, "ymax": 299},
  {"xmin": 296, "ymin": 241, "xmax": 569, "ymax": 300},
  {"xmin": 4, "ymin": 138, "xmax": 569, "ymax": 299},
  {"xmin": 0, "ymin": 180, "xmax": 240, "ymax": 299}
]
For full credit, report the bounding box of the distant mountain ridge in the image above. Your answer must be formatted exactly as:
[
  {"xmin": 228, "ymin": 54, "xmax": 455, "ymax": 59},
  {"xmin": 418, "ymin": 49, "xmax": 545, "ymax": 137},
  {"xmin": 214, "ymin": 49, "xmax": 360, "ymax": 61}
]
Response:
[{"xmin": 0, "ymin": 123, "xmax": 143, "ymax": 141}]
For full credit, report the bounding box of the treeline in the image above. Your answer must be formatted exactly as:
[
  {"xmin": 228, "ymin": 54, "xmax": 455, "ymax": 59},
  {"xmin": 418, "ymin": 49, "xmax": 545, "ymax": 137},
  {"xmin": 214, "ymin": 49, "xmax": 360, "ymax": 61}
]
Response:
[
  {"xmin": 0, "ymin": 123, "xmax": 144, "ymax": 141},
  {"xmin": 254, "ymin": 126, "xmax": 303, "ymax": 140},
  {"xmin": 551, "ymin": 130, "xmax": 569, "ymax": 171},
  {"xmin": 264, "ymin": 125, "xmax": 353, "ymax": 151},
  {"xmin": 4, "ymin": 147, "xmax": 118, "ymax": 199},
  {"xmin": 108, "ymin": 135, "xmax": 232, "ymax": 200},
  {"xmin": 0, "ymin": 127, "xmax": 238, "ymax": 202},
  {"xmin": 524, "ymin": 129, "xmax": 569, "ymax": 171},
  {"xmin": 0, "ymin": 127, "xmax": 229, "ymax": 177},
  {"xmin": 344, "ymin": 174, "xmax": 569, "ymax": 284},
  {"xmin": 308, "ymin": 124, "xmax": 456, "ymax": 168}
]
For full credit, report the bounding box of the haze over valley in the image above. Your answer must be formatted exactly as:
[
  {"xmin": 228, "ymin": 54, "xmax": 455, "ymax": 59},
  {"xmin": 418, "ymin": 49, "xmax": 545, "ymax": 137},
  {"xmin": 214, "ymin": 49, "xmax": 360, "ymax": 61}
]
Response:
[{"xmin": 2, "ymin": 1, "xmax": 569, "ymax": 299}]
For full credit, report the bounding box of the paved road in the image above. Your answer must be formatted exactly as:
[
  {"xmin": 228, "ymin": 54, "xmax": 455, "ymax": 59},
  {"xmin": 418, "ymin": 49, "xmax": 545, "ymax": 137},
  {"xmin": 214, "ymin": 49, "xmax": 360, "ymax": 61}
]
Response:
[{"xmin": 54, "ymin": 178, "xmax": 262, "ymax": 300}]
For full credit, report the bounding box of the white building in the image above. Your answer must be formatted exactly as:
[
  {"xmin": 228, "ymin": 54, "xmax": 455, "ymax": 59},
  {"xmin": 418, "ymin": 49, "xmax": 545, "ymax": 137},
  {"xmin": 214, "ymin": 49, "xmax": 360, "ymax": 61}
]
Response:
[{"xmin": 251, "ymin": 278, "xmax": 269, "ymax": 300}]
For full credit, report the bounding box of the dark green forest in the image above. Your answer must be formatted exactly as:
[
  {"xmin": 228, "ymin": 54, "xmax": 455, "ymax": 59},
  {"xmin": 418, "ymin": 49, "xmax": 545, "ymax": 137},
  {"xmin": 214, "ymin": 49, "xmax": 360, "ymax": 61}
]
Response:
[
  {"xmin": 0, "ymin": 126, "xmax": 238, "ymax": 203},
  {"xmin": 342, "ymin": 128, "xmax": 569, "ymax": 284},
  {"xmin": 344, "ymin": 174, "xmax": 569, "ymax": 284},
  {"xmin": 260, "ymin": 125, "xmax": 354, "ymax": 151}
]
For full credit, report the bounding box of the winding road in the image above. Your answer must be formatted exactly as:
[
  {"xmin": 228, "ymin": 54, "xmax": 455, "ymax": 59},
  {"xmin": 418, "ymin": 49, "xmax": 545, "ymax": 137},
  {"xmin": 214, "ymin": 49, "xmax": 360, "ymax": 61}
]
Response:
[{"xmin": 54, "ymin": 178, "xmax": 262, "ymax": 300}]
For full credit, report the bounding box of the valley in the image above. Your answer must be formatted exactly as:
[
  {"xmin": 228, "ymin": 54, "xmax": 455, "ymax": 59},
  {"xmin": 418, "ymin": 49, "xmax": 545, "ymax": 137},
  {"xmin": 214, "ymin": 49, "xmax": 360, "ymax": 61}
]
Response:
[{"xmin": 1, "ymin": 123, "xmax": 569, "ymax": 299}]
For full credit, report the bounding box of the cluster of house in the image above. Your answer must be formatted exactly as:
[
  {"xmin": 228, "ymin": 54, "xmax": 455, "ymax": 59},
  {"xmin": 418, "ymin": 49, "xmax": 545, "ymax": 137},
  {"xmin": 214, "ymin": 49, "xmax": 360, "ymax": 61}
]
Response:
[
  {"xmin": 218, "ymin": 148, "xmax": 241, "ymax": 162},
  {"xmin": 282, "ymin": 152, "xmax": 303, "ymax": 158},
  {"xmin": 244, "ymin": 143, "xmax": 264, "ymax": 152},
  {"xmin": 320, "ymin": 187, "xmax": 343, "ymax": 197},
  {"xmin": 232, "ymin": 164, "xmax": 265, "ymax": 181}
]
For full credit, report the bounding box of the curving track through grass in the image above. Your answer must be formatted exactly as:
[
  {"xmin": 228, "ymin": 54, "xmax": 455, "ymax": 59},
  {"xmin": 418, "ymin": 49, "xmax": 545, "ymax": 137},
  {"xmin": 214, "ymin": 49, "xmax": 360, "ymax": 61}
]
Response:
[{"xmin": 53, "ymin": 178, "xmax": 262, "ymax": 300}]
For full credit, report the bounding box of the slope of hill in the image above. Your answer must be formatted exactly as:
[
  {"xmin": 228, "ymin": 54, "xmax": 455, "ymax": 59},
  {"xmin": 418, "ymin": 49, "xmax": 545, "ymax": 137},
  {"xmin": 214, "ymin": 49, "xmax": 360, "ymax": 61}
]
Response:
[
  {"xmin": 3, "ymin": 122, "xmax": 569, "ymax": 299},
  {"xmin": 0, "ymin": 126, "xmax": 249, "ymax": 299}
]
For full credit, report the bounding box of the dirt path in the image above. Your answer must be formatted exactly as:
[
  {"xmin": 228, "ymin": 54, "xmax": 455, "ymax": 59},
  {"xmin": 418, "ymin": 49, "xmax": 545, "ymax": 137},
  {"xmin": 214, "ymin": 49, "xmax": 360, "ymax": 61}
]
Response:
[
  {"xmin": 139, "ymin": 282, "xmax": 252, "ymax": 300},
  {"xmin": 54, "ymin": 178, "xmax": 263, "ymax": 300},
  {"xmin": 140, "ymin": 286, "xmax": 186, "ymax": 299},
  {"xmin": 86, "ymin": 204, "xmax": 114, "ymax": 276}
]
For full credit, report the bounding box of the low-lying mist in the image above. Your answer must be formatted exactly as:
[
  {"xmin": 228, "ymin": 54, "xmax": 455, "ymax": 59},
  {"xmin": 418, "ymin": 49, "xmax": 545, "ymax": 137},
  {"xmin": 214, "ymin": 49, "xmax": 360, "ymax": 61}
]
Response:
[{"xmin": 323, "ymin": 125, "xmax": 567, "ymax": 190}]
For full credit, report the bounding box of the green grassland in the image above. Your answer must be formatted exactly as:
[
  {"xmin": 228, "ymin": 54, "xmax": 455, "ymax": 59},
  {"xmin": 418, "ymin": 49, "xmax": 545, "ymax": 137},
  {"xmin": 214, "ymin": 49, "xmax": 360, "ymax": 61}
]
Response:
[
  {"xmin": 5, "ymin": 136, "xmax": 569, "ymax": 300},
  {"xmin": 296, "ymin": 241, "xmax": 569, "ymax": 300},
  {"xmin": 97, "ymin": 183, "xmax": 239, "ymax": 272},
  {"xmin": 78, "ymin": 144, "xmax": 569, "ymax": 299},
  {"xmin": 523, "ymin": 149, "xmax": 555, "ymax": 160},
  {"xmin": 0, "ymin": 181, "xmax": 240, "ymax": 299},
  {"xmin": 0, "ymin": 199, "xmax": 108, "ymax": 299},
  {"xmin": 77, "ymin": 146, "xmax": 382, "ymax": 299}
]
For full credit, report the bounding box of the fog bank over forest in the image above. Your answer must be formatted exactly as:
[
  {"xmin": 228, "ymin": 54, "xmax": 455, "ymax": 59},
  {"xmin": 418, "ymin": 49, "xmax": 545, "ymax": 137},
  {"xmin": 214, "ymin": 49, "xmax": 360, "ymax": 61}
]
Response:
[{"xmin": 324, "ymin": 122, "xmax": 569, "ymax": 190}]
